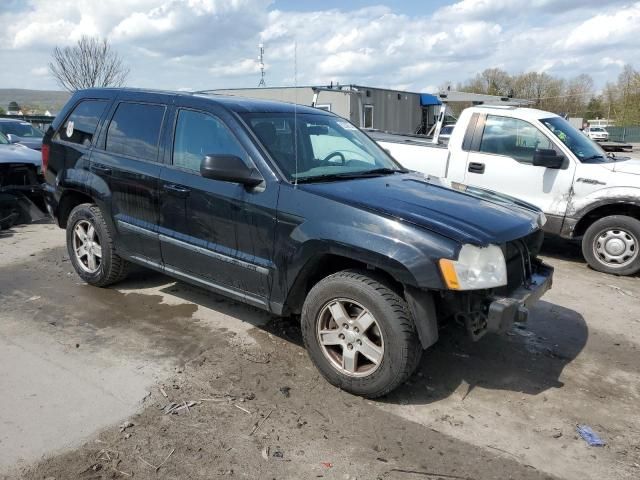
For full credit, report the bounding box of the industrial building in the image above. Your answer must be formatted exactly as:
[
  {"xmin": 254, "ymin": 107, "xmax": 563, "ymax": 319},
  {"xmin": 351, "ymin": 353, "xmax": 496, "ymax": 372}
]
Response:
[{"xmin": 211, "ymin": 84, "xmax": 530, "ymax": 135}]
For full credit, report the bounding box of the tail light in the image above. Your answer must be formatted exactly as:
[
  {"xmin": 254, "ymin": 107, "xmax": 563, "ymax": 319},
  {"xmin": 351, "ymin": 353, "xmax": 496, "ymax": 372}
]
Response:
[{"xmin": 41, "ymin": 144, "xmax": 50, "ymax": 174}]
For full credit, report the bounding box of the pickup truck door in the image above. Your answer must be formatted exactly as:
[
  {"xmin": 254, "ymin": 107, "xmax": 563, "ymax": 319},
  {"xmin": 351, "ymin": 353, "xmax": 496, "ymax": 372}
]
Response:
[
  {"xmin": 157, "ymin": 101, "xmax": 277, "ymax": 308},
  {"xmin": 462, "ymin": 114, "xmax": 576, "ymax": 227}
]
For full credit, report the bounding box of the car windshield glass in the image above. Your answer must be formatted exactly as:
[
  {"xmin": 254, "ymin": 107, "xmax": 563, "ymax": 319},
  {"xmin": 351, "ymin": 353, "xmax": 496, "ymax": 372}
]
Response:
[
  {"xmin": 0, "ymin": 121, "xmax": 44, "ymax": 138},
  {"xmin": 540, "ymin": 117, "xmax": 609, "ymax": 163},
  {"xmin": 241, "ymin": 112, "xmax": 403, "ymax": 182}
]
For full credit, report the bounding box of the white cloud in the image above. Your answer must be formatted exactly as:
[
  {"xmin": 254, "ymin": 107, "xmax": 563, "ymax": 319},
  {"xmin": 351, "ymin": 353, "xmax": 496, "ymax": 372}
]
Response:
[
  {"xmin": 561, "ymin": 3, "xmax": 640, "ymax": 51},
  {"xmin": 210, "ymin": 58, "xmax": 261, "ymax": 76},
  {"xmin": 0, "ymin": 0, "xmax": 637, "ymax": 93},
  {"xmin": 30, "ymin": 66, "xmax": 49, "ymax": 76}
]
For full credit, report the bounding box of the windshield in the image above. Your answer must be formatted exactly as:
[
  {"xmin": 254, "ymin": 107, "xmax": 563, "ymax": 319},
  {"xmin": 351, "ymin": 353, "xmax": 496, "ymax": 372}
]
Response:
[
  {"xmin": 590, "ymin": 127, "xmax": 605, "ymax": 132},
  {"xmin": 540, "ymin": 117, "xmax": 608, "ymax": 163},
  {"xmin": 241, "ymin": 112, "xmax": 403, "ymax": 182},
  {"xmin": 0, "ymin": 121, "xmax": 44, "ymax": 138}
]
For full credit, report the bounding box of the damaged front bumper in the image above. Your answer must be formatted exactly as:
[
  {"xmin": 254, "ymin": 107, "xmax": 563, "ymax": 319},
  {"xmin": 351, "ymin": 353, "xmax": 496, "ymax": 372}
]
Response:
[
  {"xmin": 485, "ymin": 262, "xmax": 554, "ymax": 334},
  {"xmin": 452, "ymin": 261, "xmax": 554, "ymax": 341}
]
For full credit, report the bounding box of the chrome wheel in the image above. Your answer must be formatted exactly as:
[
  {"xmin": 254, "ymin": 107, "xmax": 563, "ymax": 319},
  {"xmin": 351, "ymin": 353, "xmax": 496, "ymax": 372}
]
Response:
[
  {"xmin": 593, "ymin": 228, "xmax": 638, "ymax": 268},
  {"xmin": 72, "ymin": 219, "xmax": 102, "ymax": 273},
  {"xmin": 316, "ymin": 298, "xmax": 384, "ymax": 377}
]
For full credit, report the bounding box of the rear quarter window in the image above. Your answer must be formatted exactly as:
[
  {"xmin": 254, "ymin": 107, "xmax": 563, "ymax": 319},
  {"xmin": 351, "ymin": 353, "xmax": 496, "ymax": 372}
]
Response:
[
  {"xmin": 105, "ymin": 102, "xmax": 166, "ymax": 162},
  {"xmin": 55, "ymin": 99, "xmax": 109, "ymax": 146}
]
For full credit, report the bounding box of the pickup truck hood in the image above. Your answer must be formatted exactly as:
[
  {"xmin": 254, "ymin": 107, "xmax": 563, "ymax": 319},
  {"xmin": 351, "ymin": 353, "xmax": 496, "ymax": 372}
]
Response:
[
  {"xmin": 0, "ymin": 144, "xmax": 42, "ymax": 166},
  {"xmin": 300, "ymin": 172, "xmax": 543, "ymax": 245},
  {"xmin": 602, "ymin": 158, "xmax": 640, "ymax": 176}
]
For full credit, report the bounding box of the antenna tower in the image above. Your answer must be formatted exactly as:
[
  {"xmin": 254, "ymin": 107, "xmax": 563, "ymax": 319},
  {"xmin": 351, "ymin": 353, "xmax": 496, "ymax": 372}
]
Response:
[{"xmin": 258, "ymin": 44, "xmax": 266, "ymax": 87}]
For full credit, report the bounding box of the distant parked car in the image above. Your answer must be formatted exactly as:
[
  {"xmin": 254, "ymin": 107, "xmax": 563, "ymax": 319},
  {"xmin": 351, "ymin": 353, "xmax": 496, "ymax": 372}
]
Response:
[
  {"xmin": 0, "ymin": 118, "xmax": 45, "ymax": 150},
  {"xmin": 584, "ymin": 126, "xmax": 609, "ymax": 142}
]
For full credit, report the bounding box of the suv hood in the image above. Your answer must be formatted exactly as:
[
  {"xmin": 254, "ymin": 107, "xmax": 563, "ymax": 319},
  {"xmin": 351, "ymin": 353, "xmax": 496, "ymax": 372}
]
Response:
[
  {"xmin": 0, "ymin": 144, "xmax": 41, "ymax": 166},
  {"xmin": 300, "ymin": 173, "xmax": 543, "ymax": 245}
]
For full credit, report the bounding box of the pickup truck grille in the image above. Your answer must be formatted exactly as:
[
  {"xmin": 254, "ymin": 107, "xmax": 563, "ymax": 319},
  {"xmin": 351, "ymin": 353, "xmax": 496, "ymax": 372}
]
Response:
[{"xmin": 503, "ymin": 229, "xmax": 544, "ymax": 292}]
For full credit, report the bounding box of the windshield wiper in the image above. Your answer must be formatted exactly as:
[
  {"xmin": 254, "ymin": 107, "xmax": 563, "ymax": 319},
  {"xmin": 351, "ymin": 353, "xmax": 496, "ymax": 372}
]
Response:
[
  {"xmin": 294, "ymin": 168, "xmax": 402, "ymax": 184},
  {"xmin": 581, "ymin": 154, "xmax": 606, "ymax": 162}
]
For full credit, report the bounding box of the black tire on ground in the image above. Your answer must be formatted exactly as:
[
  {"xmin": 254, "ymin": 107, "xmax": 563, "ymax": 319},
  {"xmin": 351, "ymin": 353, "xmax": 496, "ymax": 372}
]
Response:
[
  {"xmin": 66, "ymin": 203, "xmax": 129, "ymax": 286},
  {"xmin": 582, "ymin": 215, "xmax": 640, "ymax": 276},
  {"xmin": 301, "ymin": 269, "xmax": 422, "ymax": 398}
]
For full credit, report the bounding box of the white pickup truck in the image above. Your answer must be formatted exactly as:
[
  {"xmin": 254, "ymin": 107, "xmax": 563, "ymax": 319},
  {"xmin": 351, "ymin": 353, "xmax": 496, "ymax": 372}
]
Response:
[{"xmin": 369, "ymin": 105, "xmax": 640, "ymax": 276}]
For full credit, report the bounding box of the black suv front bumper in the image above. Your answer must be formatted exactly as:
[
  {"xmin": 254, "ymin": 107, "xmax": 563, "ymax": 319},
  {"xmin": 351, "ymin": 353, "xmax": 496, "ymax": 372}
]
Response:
[{"xmin": 486, "ymin": 262, "xmax": 554, "ymax": 334}]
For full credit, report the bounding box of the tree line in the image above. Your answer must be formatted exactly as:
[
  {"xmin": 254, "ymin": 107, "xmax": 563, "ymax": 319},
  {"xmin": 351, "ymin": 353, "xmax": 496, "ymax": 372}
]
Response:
[{"xmin": 452, "ymin": 65, "xmax": 640, "ymax": 126}]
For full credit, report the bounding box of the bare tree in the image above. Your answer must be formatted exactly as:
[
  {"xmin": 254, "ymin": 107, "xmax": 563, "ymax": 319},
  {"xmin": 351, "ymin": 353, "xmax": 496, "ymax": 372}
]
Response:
[{"xmin": 49, "ymin": 36, "xmax": 129, "ymax": 92}]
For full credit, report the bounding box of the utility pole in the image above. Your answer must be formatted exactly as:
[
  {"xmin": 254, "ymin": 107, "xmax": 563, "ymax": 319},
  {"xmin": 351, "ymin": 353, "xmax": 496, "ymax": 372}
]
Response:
[{"xmin": 258, "ymin": 43, "xmax": 266, "ymax": 87}]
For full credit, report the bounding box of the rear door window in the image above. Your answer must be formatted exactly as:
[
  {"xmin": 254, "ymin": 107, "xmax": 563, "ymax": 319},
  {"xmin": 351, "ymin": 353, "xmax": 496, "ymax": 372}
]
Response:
[
  {"xmin": 56, "ymin": 99, "xmax": 109, "ymax": 146},
  {"xmin": 106, "ymin": 102, "xmax": 166, "ymax": 162}
]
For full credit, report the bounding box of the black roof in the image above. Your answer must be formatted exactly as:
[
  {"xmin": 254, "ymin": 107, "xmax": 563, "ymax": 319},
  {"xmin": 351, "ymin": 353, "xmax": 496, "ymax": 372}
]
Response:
[{"xmin": 77, "ymin": 87, "xmax": 328, "ymax": 116}]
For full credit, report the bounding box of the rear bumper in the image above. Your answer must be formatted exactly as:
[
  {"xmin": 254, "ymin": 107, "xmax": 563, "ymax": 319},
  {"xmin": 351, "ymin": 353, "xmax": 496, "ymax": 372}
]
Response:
[{"xmin": 486, "ymin": 262, "xmax": 554, "ymax": 334}]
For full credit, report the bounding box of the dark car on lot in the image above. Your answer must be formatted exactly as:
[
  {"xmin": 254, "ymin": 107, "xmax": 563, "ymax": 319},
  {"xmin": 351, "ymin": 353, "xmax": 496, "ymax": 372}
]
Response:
[
  {"xmin": 42, "ymin": 88, "xmax": 553, "ymax": 397},
  {"xmin": 0, "ymin": 118, "xmax": 45, "ymax": 151},
  {"xmin": 0, "ymin": 131, "xmax": 45, "ymax": 229}
]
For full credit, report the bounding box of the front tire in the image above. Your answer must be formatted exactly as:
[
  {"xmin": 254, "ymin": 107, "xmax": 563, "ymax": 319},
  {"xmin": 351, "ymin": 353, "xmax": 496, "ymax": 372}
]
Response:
[
  {"xmin": 582, "ymin": 215, "xmax": 640, "ymax": 276},
  {"xmin": 66, "ymin": 203, "xmax": 129, "ymax": 286},
  {"xmin": 301, "ymin": 270, "xmax": 422, "ymax": 398}
]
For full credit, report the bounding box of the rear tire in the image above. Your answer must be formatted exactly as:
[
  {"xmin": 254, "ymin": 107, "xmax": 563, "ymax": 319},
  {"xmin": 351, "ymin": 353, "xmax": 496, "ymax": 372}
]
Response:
[
  {"xmin": 301, "ymin": 269, "xmax": 422, "ymax": 398},
  {"xmin": 582, "ymin": 215, "xmax": 640, "ymax": 276},
  {"xmin": 66, "ymin": 203, "xmax": 129, "ymax": 286}
]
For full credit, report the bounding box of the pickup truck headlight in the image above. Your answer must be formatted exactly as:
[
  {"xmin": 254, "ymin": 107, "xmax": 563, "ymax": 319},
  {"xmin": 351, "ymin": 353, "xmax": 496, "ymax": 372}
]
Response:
[{"xmin": 439, "ymin": 244, "xmax": 507, "ymax": 290}]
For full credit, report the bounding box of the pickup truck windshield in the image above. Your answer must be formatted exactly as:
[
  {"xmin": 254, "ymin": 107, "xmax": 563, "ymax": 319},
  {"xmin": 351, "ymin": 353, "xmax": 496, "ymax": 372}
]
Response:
[
  {"xmin": 241, "ymin": 112, "xmax": 402, "ymax": 182},
  {"xmin": 540, "ymin": 117, "xmax": 609, "ymax": 163}
]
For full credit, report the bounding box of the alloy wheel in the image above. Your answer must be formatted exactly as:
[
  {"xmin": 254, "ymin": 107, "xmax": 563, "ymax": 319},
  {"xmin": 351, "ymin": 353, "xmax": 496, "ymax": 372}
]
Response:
[
  {"xmin": 316, "ymin": 298, "xmax": 384, "ymax": 377},
  {"xmin": 72, "ymin": 219, "xmax": 103, "ymax": 273}
]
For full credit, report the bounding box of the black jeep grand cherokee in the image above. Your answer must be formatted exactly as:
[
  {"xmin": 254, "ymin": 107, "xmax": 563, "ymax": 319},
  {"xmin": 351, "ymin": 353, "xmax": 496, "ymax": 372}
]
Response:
[{"xmin": 42, "ymin": 88, "xmax": 553, "ymax": 397}]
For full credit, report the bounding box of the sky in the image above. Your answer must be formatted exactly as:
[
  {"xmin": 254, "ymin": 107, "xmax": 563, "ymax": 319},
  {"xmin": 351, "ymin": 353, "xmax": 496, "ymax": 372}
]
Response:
[{"xmin": 0, "ymin": 0, "xmax": 638, "ymax": 94}]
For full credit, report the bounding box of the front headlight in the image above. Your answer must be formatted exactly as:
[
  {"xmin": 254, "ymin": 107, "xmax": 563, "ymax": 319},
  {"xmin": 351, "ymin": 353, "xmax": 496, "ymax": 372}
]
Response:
[{"xmin": 439, "ymin": 244, "xmax": 507, "ymax": 290}]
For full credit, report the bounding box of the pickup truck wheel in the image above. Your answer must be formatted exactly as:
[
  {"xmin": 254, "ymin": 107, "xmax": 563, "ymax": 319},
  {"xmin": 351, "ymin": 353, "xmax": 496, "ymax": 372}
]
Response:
[
  {"xmin": 301, "ymin": 270, "xmax": 422, "ymax": 398},
  {"xmin": 66, "ymin": 203, "xmax": 129, "ymax": 287},
  {"xmin": 582, "ymin": 215, "xmax": 640, "ymax": 276}
]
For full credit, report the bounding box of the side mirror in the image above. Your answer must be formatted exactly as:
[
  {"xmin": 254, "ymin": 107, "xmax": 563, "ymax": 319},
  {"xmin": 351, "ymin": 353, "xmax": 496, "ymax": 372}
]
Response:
[
  {"xmin": 533, "ymin": 149, "xmax": 564, "ymax": 169},
  {"xmin": 5, "ymin": 134, "xmax": 18, "ymax": 144},
  {"xmin": 200, "ymin": 154, "xmax": 263, "ymax": 187}
]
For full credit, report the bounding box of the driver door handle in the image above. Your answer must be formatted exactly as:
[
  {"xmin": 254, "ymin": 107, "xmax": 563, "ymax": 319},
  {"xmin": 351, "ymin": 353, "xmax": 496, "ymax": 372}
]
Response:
[
  {"xmin": 92, "ymin": 164, "xmax": 112, "ymax": 175},
  {"xmin": 162, "ymin": 183, "xmax": 191, "ymax": 198},
  {"xmin": 468, "ymin": 162, "xmax": 485, "ymax": 174}
]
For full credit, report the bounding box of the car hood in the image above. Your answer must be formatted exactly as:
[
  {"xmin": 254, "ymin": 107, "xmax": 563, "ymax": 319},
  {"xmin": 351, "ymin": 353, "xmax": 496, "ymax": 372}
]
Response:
[
  {"xmin": 300, "ymin": 172, "xmax": 543, "ymax": 245},
  {"xmin": 15, "ymin": 137, "xmax": 43, "ymax": 150},
  {"xmin": 0, "ymin": 144, "xmax": 42, "ymax": 166},
  {"xmin": 602, "ymin": 158, "xmax": 640, "ymax": 176}
]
